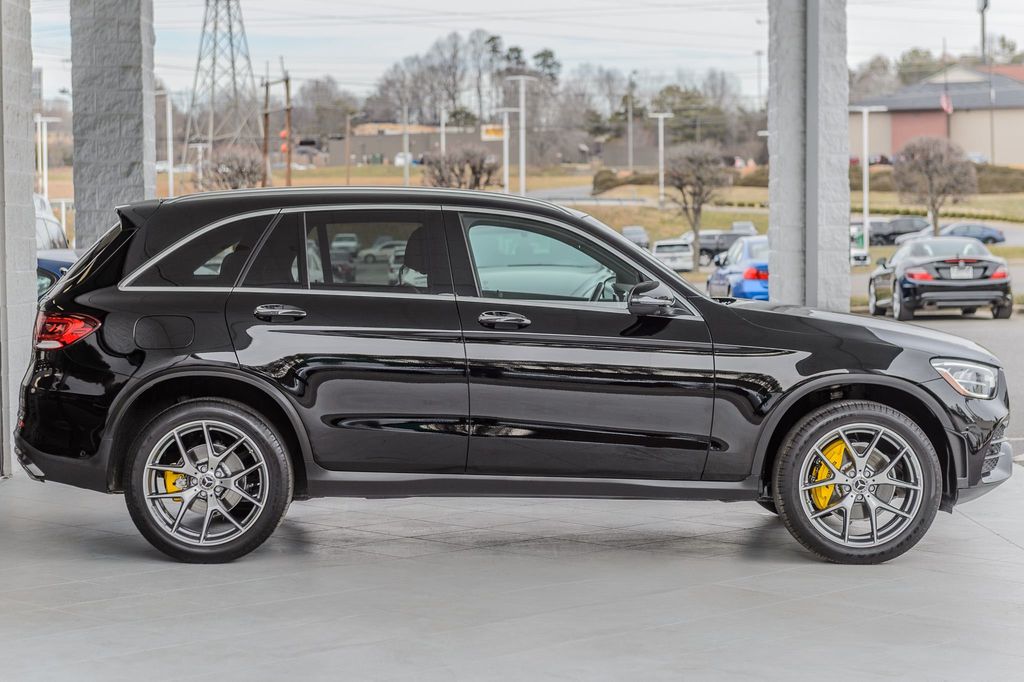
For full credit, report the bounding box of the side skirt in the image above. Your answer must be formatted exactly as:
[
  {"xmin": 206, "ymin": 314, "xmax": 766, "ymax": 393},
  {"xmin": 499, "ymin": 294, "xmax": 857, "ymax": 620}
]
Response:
[{"xmin": 305, "ymin": 470, "xmax": 759, "ymax": 501}]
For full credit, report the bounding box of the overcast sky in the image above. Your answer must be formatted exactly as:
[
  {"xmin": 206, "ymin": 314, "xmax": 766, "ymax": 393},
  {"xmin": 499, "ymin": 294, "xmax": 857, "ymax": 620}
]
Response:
[{"xmin": 30, "ymin": 0, "xmax": 1024, "ymax": 107}]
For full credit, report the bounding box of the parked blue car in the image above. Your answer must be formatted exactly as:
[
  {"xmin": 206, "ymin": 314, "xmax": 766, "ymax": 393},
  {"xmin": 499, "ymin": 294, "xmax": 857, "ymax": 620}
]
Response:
[
  {"xmin": 706, "ymin": 235, "xmax": 769, "ymax": 300},
  {"xmin": 35, "ymin": 200, "xmax": 76, "ymax": 298}
]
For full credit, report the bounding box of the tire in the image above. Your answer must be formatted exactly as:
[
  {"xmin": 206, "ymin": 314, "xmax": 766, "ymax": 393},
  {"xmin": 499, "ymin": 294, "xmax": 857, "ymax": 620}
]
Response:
[
  {"xmin": 756, "ymin": 499, "xmax": 778, "ymax": 515},
  {"xmin": 961, "ymin": 307, "xmax": 977, "ymax": 316},
  {"xmin": 771, "ymin": 400, "xmax": 941, "ymax": 564},
  {"xmin": 892, "ymin": 287, "xmax": 914, "ymax": 321},
  {"xmin": 364, "ymin": 254, "xmax": 376, "ymax": 264},
  {"xmin": 125, "ymin": 398, "xmax": 293, "ymax": 563},
  {"xmin": 993, "ymin": 302, "xmax": 1013, "ymax": 319},
  {"xmin": 867, "ymin": 281, "xmax": 885, "ymax": 316}
]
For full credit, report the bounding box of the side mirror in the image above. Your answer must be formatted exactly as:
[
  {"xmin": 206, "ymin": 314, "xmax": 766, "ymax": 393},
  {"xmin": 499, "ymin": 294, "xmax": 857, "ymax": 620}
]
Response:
[
  {"xmin": 875, "ymin": 257, "xmax": 887, "ymax": 267},
  {"xmin": 628, "ymin": 280, "xmax": 676, "ymax": 316}
]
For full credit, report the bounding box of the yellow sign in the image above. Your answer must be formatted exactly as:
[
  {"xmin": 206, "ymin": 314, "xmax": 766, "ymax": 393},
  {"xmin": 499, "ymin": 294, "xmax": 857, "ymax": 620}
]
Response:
[{"xmin": 480, "ymin": 124, "xmax": 505, "ymax": 142}]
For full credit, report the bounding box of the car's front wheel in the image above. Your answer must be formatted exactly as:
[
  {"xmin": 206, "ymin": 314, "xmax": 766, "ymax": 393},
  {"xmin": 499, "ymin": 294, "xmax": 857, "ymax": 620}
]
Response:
[
  {"xmin": 772, "ymin": 400, "xmax": 940, "ymax": 564},
  {"xmin": 125, "ymin": 399, "xmax": 293, "ymax": 563},
  {"xmin": 867, "ymin": 282, "xmax": 885, "ymax": 316}
]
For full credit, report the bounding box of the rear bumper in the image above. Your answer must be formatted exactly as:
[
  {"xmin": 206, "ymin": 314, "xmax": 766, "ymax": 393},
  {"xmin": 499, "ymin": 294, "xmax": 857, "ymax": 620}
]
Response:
[
  {"xmin": 958, "ymin": 438, "xmax": 1014, "ymax": 503},
  {"xmin": 14, "ymin": 434, "xmax": 111, "ymax": 493},
  {"xmin": 905, "ymin": 280, "xmax": 1011, "ymax": 308}
]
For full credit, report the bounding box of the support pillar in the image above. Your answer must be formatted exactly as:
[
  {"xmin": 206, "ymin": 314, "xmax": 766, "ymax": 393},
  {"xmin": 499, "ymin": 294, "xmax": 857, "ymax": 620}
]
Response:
[
  {"xmin": 0, "ymin": 0, "xmax": 36, "ymax": 477},
  {"xmin": 71, "ymin": 0, "xmax": 156, "ymax": 249},
  {"xmin": 768, "ymin": 0, "xmax": 850, "ymax": 311}
]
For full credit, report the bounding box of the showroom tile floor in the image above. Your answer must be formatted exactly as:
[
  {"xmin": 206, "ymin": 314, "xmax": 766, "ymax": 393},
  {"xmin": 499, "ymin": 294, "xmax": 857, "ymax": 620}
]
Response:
[{"xmin": 2, "ymin": 471, "xmax": 1023, "ymax": 680}]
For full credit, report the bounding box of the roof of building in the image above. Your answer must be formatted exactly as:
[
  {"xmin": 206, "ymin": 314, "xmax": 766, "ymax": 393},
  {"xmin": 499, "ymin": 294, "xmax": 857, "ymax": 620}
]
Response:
[{"xmin": 853, "ymin": 65, "xmax": 1024, "ymax": 112}]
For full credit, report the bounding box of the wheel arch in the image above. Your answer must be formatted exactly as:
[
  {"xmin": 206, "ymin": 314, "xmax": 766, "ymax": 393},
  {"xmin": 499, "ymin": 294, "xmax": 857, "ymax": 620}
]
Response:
[
  {"xmin": 752, "ymin": 375, "xmax": 959, "ymax": 510},
  {"xmin": 103, "ymin": 368, "xmax": 312, "ymax": 498}
]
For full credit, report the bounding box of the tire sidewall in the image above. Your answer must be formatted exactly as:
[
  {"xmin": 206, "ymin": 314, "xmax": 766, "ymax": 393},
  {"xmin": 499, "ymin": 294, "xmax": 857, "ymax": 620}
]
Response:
[
  {"xmin": 772, "ymin": 400, "xmax": 941, "ymax": 564},
  {"xmin": 125, "ymin": 399, "xmax": 293, "ymax": 563}
]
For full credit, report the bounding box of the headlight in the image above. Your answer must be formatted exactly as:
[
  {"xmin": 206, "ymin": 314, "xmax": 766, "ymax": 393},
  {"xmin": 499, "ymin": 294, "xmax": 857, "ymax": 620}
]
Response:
[{"xmin": 931, "ymin": 359, "xmax": 998, "ymax": 399}]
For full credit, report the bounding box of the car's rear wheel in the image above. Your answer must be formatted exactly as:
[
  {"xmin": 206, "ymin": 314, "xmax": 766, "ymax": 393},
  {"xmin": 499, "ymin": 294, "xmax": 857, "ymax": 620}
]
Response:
[
  {"xmin": 867, "ymin": 282, "xmax": 885, "ymax": 316},
  {"xmin": 892, "ymin": 288, "xmax": 914, "ymax": 320},
  {"xmin": 993, "ymin": 302, "xmax": 1013, "ymax": 319},
  {"xmin": 772, "ymin": 400, "xmax": 940, "ymax": 564},
  {"xmin": 125, "ymin": 399, "xmax": 292, "ymax": 563}
]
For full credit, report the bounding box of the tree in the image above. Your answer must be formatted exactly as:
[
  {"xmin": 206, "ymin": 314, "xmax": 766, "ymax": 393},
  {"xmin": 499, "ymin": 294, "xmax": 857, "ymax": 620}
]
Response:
[
  {"xmin": 532, "ymin": 49, "xmax": 561, "ymax": 84},
  {"xmin": 893, "ymin": 137, "xmax": 977, "ymax": 232},
  {"xmin": 423, "ymin": 147, "xmax": 498, "ymax": 189},
  {"xmin": 201, "ymin": 152, "xmax": 264, "ymax": 191},
  {"xmin": 294, "ymin": 76, "xmax": 359, "ymax": 137},
  {"xmin": 849, "ymin": 55, "xmax": 898, "ymax": 101},
  {"xmin": 665, "ymin": 143, "xmax": 730, "ymax": 237},
  {"xmin": 896, "ymin": 48, "xmax": 940, "ymax": 84}
]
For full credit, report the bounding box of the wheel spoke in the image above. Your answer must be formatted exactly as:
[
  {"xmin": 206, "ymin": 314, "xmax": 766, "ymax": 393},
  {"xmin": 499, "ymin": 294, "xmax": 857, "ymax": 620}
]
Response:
[
  {"xmin": 217, "ymin": 500, "xmax": 245, "ymax": 532},
  {"xmin": 210, "ymin": 435, "xmax": 246, "ymax": 470},
  {"xmin": 801, "ymin": 478, "xmax": 840, "ymax": 491},
  {"xmin": 810, "ymin": 494, "xmax": 849, "ymax": 520},
  {"xmin": 877, "ymin": 447, "xmax": 908, "ymax": 480},
  {"xmin": 813, "ymin": 448, "xmax": 849, "ymax": 483},
  {"xmin": 145, "ymin": 463, "xmax": 189, "ymax": 475},
  {"xmin": 864, "ymin": 428, "xmax": 884, "ymax": 460},
  {"xmin": 170, "ymin": 490, "xmax": 199, "ymax": 534},
  {"xmin": 864, "ymin": 496, "xmax": 880, "ymax": 544},
  {"xmin": 875, "ymin": 478, "xmax": 921, "ymax": 492},
  {"xmin": 872, "ymin": 496, "xmax": 912, "ymax": 519},
  {"xmin": 199, "ymin": 504, "xmax": 216, "ymax": 544},
  {"xmin": 172, "ymin": 430, "xmax": 198, "ymax": 474},
  {"xmin": 231, "ymin": 484, "xmax": 264, "ymax": 509},
  {"xmin": 837, "ymin": 429, "xmax": 861, "ymax": 473},
  {"xmin": 147, "ymin": 491, "xmax": 191, "ymax": 500},
  {"xmin": 229, "ymin": 461, "xmax": 265, "ymax": 484}
]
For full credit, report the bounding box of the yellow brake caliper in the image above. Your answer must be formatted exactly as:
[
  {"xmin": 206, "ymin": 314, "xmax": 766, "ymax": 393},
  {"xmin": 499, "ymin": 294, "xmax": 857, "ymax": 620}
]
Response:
[
  {"xmin": 164, "ymin": 471, "xmax": 187, "ymax": 502},
  {"xmin": 811, "ymin": 440, "xmax": 846, "ymax": 510}
]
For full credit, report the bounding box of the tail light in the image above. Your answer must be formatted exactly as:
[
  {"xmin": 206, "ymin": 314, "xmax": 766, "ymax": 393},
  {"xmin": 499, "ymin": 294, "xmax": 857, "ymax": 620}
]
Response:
[
  {"xmin": 34, "ymin": 312, "xmax": 100, "ymax": 350},
  {"xmin": 743, "ymin": 267, "xmax": 769, "ymax": 280},
  {"xmin": 991, "ymin": 266, "xmax": 1009, "ymax": 280},
  {"xmin": 905, "ymin": 267, "xmax": 933, "ymax": 281}
]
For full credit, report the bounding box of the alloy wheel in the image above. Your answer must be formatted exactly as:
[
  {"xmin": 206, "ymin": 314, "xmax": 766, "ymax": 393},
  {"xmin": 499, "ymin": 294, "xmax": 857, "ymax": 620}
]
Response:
[
  {"xmin": 142, "ymin": 420, "xmax": 269, "ymax": 546},
  {"xmin": 797, "ymin": 423, "xmax": 923, "ymax": 548}
]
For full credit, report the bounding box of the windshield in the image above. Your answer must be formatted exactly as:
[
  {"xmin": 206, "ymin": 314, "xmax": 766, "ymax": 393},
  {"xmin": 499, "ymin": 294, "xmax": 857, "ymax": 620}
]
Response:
[{"xmin": 908, "ymin": 238, "xmax": 990, "ymax": 259}]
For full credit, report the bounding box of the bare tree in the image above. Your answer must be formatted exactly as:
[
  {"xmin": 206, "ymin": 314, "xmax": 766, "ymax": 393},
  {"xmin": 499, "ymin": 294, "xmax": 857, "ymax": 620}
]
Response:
[
  {"xmin": 893, "ymin": 137, "xmax": 977, "ymax": 232},
  {"xmin": 666, "ymin": 143, "xmax": 730, "ymax": 238},
  {"xmin": 423, "ymin": 147, "xmax": 498, "ymax": 189},
  {"xmin": 199, "ymin": 152, "xmax": 264, "ymax": 191},
  {"xmin": 467, "ymin": 29, "xmax": 493, "ymax": 122}
]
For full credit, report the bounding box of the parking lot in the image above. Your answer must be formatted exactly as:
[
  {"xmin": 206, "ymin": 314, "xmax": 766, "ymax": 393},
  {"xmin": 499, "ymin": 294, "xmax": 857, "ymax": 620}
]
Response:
[{"xmin": 1, "ymin": 313, "xmax": 1021, "ymax": 680}]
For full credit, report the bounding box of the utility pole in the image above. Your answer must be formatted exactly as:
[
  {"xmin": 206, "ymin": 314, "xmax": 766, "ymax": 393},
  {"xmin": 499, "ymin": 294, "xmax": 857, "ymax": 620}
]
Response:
[
  {"xmin": 850, "ymin": 105, "xmax": 887, "ymax": 247},
  {"xmin": 648, "ymin": 112, "xmax": 674, "ymax": 209},
  {"xmin": 495, "ymin": 106, "xmax": 517, "ymax": 194},
  {"xmin": 283, "ymin": 62, "xmax": 292, "ymax": 187},
  {"xmin": 402, "ymin": 102, "xmax": 410, "ymax": 187},
  {"xmin": 979, "ymin": 0, "xmax": 995, "ymax": 163},
  {"xmin": 506, "ymin": 75, "xmax": 536, "ymax": 195},
  {"xmin": 260, "ymin": 74, "xmax": 270, "ymax": 186},
  {"xmin": 979, "ymin": 0, "xmax": 988, "ymax": 65},
  {"xmin": 34, "ymin": 114, "xmax": 60, "ymax": 200},
  {"xmin": 626, "ymin": 70, "xmax": 637, "ymax": 172},
  {"xmin": 345, "ymin": 112, "xmax": 352, "ymax": 185},
  {"xmin": 440, "ymin": 104, "xmax": 447, "ymax": 155},
  {"xmin": 754, "ymin": 50, "xmax": 765, "ymax": 111},
  {"xmin": 159, "ymin": 92, "xmax": 175, "ymax": 197}
]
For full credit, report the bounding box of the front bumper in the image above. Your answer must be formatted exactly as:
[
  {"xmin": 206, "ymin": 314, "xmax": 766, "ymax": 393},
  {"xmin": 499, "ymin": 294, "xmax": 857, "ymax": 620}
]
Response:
[{"xmin": 957, "ymin": 438, "xmax": 1014, "ymax": 503}]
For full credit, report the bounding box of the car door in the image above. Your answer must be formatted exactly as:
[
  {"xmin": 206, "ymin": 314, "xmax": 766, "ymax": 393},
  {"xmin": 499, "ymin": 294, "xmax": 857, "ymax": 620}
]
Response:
[
  {"xmin": 226, "ymin": 206, "xmax": 469, "ymax": 474},
  {"xmin": 445, "ymin": 209, "xmax": 715, "ymax": 480}
]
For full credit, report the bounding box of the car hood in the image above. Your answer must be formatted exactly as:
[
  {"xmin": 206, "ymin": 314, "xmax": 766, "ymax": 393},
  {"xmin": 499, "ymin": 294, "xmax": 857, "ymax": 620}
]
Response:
[{"xmin": 727, "ymin": 299, "xmax": 999, "ymax": 366}]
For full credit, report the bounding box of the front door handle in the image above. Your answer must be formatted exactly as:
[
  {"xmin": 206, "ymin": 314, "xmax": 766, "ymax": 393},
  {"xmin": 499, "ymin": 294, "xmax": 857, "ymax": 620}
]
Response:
[
  {"xmin": 254, "ymin": 303, "xmax": 307, "ymax": 322},
  {"xmin": 477, "ymin": 310, "xmax": 531, "ymax": 330}
]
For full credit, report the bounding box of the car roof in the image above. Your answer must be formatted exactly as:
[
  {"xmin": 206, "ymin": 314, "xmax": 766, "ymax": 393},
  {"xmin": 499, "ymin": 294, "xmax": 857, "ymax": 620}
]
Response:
[{"xmin": 653, "ymin": 238, "xmax": 690, "ymax": 246}]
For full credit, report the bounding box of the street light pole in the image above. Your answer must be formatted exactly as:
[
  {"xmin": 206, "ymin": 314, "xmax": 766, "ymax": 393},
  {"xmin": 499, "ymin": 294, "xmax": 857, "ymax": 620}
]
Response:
[
  {"xmin": 495, "ymin": 107, "xmax": 518, "ymax": 194},
  {"xmin": 754, "ymin": 50, "xmax": 765, "ymax": 111},
  {"xmin": 627, "ymin": 70, "xmax": 637, "ymax": 172},
  {"xmin": 850, "ymin": 105, "xmax": 887, "ymax": 247},
  {"xmin": 440, "ymin": 104, "xmax": 447, "ymax": 155},
  {"xmin": 156, "ymin": 90, "xmax": 175, "ymax": 197},
  {"xmin": 648, "ymin": 112, "xmax": 674, "ymax": 209},
  {"xmin": 506, "ymin": 75, "xmax": 536, "ymax": 196}
]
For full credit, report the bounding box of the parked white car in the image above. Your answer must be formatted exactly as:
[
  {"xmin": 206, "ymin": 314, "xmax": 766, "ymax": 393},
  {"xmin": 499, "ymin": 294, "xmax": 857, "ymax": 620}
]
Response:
[
  {"xmin": 652, "ymin": 238, "xmax": 695, "ymax": 272},
  {"xmin": 358, "ymin": 239, "xmax": 406, "ymax": 263}
]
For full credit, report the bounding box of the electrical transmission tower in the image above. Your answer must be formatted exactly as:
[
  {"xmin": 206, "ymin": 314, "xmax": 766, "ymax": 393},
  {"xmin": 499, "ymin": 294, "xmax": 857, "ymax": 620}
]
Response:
[{"xmin": 182, "ymin": 0, "xmax": 263, "ymax": 169}]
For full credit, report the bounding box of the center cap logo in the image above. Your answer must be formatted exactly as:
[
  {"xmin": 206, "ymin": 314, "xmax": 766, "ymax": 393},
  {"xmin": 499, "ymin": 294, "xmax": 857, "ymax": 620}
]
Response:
[
  {"xmin": 853, "ymin": 478, "xmax": 868, "ymax": 492},
  {"xmin": 200, "ymin": 474, "xmax": 216, "ymax": 489}
]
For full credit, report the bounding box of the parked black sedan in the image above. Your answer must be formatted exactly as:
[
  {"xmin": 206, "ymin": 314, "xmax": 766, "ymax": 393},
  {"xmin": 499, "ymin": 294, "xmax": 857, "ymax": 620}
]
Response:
[
  {"xmin": 17, "ymin": 189, "xmax": 1012, "ymax": 565},
  {"xmin": 868, "ymin": 237, "xmax": 1012, "ymax": 320}
]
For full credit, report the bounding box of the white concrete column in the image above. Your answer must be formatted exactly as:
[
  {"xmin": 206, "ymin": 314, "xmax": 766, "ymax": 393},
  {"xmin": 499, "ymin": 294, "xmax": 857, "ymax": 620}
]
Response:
[
  {"xmin": 71, "ymin": 0, "xmax": 156, "ymax": 249},
  {"xmin": 768, "ymin": 0, "xmax": 851, "ymax": 311},
  {"xmin": 0, "ymin": 0, "xmax": 37, "ymax": 477}
]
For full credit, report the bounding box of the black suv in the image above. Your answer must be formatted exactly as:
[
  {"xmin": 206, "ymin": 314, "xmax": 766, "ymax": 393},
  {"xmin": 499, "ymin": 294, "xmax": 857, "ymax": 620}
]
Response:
[
  {"xmin": 870, "ymin": 217, "xmax": 931, "ymax": 245},
  {"xmin": 17, "ymin": 188, "xmax": 1012, "ymax": 564}
]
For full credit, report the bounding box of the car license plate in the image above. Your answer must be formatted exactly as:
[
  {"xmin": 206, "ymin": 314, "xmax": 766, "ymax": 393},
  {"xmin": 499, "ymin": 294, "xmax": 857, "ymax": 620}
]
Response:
[{"xmin": 949, "ymin": 266, "xmax": 974, "ymax": 279}]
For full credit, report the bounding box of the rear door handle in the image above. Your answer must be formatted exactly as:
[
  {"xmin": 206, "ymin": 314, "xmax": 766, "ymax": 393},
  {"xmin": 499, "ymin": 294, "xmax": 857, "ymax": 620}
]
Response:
[
  {"xmin": 254, "ymin": 303, "xmax": 307, "ymax": 322},
  {"xmin": 478, "ymin": 310, "xmax": 531, "ymax": 330}
]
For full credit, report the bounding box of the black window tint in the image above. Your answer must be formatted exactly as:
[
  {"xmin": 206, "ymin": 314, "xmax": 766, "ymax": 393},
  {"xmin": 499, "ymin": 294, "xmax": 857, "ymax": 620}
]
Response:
[
  {"xmin": 303, "ymin": 209, "xmax": 447, "ymax": 294},
  {"xmin": 243, "ymin": 213, "xmax": 304, "ymax": 289},
  {"xmin": 133, "ymin": 214, "xmax": 273, "ymax": 287},
  {"xmin": 461, "ymin": 213, "xmax": 641, "ymax": 303}
]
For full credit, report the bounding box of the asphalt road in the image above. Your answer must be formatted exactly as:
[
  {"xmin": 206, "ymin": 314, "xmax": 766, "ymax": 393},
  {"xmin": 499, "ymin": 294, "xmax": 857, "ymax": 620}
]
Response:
[{"xmin": 903, "ymin": 311, "xmax": 1023, "ymax": 440}]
